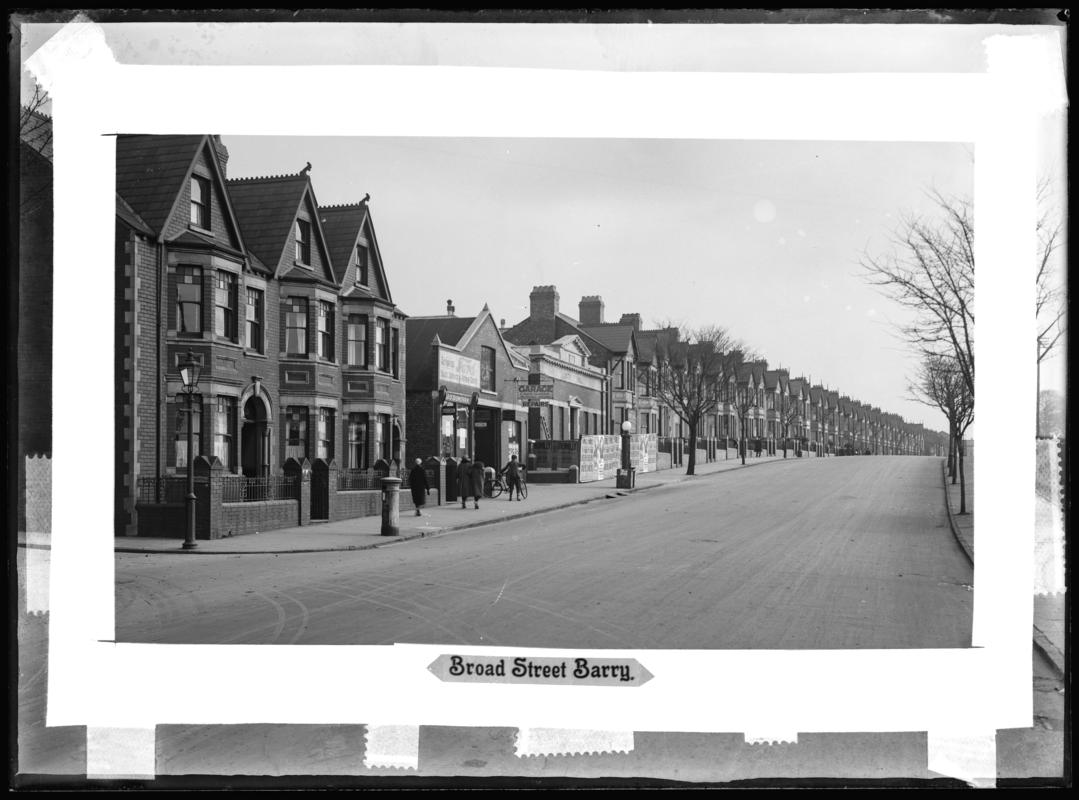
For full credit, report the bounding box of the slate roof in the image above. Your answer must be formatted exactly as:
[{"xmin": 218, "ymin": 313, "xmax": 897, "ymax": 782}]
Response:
[
  {"xmin": 788, "ymin": 378, "xmax": 807, "ymax": 397},
  {"xmin": 116, "ymin": 134, "xmax": 205, "ymax": 235},
  {"xmin": 319, "ymin": 202, "xmax": 367, "ymax": 284},
  {"xmin": 226, "ymin": 174, "xmax": 310, "ymax": 271},
  {"xmin": 405, "ymin": 316, "xmax": 477, "ymax": 389},
  {"xmin": 20, "ymin": 107, "xmax": 53, "ymax": 161},
  {"xmin": 116, "ymin": 193, "xmax": 153, "ymax": 236},
  {"xmin": 578, "ymin": 323, "xmax": 635, "ymax": 355}
]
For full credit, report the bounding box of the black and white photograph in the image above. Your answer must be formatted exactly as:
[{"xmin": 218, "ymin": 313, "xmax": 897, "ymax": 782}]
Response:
[{"xmin": 13, "ymin": 10, "xmax": 1067, "ymax": 788}]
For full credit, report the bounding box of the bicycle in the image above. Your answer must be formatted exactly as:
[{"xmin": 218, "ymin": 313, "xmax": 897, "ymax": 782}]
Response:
[{"xmin": 484, "ymin": 475, "xmax": 505, "ymax": 498}]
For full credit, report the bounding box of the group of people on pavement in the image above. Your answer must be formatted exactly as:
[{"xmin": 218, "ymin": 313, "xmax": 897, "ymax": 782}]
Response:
[{"xmin": 406, "ymin": 454, "xmax": 526, "ymax": 517}]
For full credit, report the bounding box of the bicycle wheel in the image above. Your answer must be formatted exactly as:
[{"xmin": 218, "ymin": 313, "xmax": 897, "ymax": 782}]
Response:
[
  {"xmin": 490, "ymin": 480, "xmax": 503, "ymax": 498},
  {"xmin": 519, "ymin": 479, "xmax": 528, "ymax": 499}
]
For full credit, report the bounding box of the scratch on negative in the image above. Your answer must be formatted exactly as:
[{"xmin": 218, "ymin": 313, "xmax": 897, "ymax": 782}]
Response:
[{"xmin": 491, "ymin": 580, "xmax": 508, "ymax": 607}]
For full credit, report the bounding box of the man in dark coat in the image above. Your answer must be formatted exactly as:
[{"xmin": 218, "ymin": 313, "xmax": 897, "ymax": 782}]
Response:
[
  {"xmin": 457, "ymin": 457, "xmax": 472, "ymax": 509},
  {"xmin": 409, "ymin": 458, "xmax": 429, "ymax": 517},
  {"xmin": 468, "ymin": 458, "xmax": 485, "ymax": 509}
]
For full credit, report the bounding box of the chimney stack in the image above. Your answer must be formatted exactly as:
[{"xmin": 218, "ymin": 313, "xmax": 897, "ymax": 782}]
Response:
[
  {"xmin": 212, "ymin": 134, "xmax": 229, "ymax": 177},
  {"xmin": 618, "ymin": 312, "xmax": 641, "ymax": 331},
  {"xmin": 529, "ymin": 285, "xmax": 560, "ymax": 321},
  {"xmin": 447, "ymin": 299, "xmax": 455, "ymax": 316},
  {"xmin": 579, "ymin": 295, "xmax": 604, "ymax": 326}
]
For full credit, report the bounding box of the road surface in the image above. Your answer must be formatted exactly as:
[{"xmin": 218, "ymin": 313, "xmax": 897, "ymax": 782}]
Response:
[{"xmin": 115, "ymin": 457, "xmax": 973, "ymax": 649}]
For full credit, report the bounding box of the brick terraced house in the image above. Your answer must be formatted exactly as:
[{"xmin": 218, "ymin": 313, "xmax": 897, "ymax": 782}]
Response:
[{"xmin": 115, "ymin": 135, "xmax": 406, "ymax": 538}]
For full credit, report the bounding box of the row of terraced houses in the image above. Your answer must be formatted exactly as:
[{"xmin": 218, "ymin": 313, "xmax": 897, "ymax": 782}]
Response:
[{"xmin": 109, "ymin": 134, "xmax": 944, "ymax": 539}]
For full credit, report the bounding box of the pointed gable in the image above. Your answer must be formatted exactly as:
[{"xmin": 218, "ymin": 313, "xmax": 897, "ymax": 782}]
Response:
[
  {"xmin": 116, "ymin": 135, "xmax": 203, "ymax": 236},
  {"xmin": 320, "ymin": 202, "xmax": 394, "ymax": 303},
  {"xmin": 227, "ymin": 174, "xmax": 336, "ymax": 285}
]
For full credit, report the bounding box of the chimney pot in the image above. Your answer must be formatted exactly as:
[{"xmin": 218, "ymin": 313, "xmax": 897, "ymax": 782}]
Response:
[{"xmin": 447, "ymin": 299, "xmax": 455, "ymax": 316}]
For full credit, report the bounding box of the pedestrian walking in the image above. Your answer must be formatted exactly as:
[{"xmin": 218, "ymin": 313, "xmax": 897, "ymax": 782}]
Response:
[
  {"xmin": 468, "ymin": 458, "xmax": 485, "ymax": 509},
  {"xmin": 501, "ymin": 454, "xmax": 524, "ymax": 500},
  {"xmin": 409, "ymin": 458, "xmax": 429, "ymax": 516},
  {"xmin": 457, "ymin": 457, "xmax": 472, "ymax": 509}
]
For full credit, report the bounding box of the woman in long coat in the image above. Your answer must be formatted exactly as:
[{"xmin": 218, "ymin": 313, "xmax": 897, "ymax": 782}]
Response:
[
  {"xmin": 408, "ymin": 458, "xmax": 429, "ymax": 517},
  {"xmin": 468, "ymin": 458, "xmax": 486, "ymax": 509},
  {"xmin": 457, "ymin": 457, "xmax": 472, "ymax": 509}
]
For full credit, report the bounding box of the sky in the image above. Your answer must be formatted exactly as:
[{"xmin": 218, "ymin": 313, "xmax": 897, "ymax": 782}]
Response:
[
  {"xmin": 19, "ymin": 16, "xmax": 1067, "ymax": 433},
  {"xmin": 224, "ymin": 135, "xmax": 972, "ymax": 430}
]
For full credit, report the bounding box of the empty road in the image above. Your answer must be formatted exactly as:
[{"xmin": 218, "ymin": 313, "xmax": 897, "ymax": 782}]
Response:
[{"xmin": 115, "ymin": 456, "xmax": 972, "ymax": 649}]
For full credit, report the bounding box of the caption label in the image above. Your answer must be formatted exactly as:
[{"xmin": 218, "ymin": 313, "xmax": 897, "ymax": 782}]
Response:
[{"xmin": 428, "ymin": 655, "xmax": 653, "ymax": 686}]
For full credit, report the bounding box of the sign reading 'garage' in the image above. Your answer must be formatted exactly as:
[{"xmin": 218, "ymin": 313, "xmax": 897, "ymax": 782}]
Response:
[{"xmin": 428, "ymin": 654, "xmax": 653, "ymax": 686}]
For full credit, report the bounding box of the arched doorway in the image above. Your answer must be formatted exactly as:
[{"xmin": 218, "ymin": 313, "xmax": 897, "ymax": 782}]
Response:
[{"xmin": 241, "ymin": 396, "xmax": 269, "ymax": 477}]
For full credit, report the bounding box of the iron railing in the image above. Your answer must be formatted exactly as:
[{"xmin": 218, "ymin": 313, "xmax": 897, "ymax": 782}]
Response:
[
  {"xmin": 221, "ymin": 475, "xmax": 298, "ymax": 503},
  {"xmin": 136, "ymin": 476, "xmax": 189, "ymax": 504},
  {"xmin": 339, "ymin": 470, "xmax": 383, "ymax": 491}
]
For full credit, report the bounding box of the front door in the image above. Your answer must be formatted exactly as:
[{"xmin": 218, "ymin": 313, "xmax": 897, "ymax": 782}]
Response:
[{"xmin": 241, "ymin": 397, "xmax": 268, "ymax": 477}]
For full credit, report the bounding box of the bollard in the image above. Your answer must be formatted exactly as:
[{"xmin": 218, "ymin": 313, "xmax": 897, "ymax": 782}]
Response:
[{"xmin": 380, "ymin": 477, "xmax": 402, "ymax": 536}]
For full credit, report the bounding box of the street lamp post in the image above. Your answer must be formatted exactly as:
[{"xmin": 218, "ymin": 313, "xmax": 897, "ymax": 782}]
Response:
[
  {"xmin": 617, "ymin": 419, "xmax": 635, "ymax": 489},
  {"xmin": 178, "ymin": 350, "xmax": 203, "ymax": 550}
]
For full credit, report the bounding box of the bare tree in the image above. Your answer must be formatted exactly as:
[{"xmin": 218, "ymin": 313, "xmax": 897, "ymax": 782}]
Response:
[
  {"xmin": 20, "ymin": 85, "xmax": 53, "ymax": 217},
  {"xmin": 862, "ymin": 190, "xmax": 975, "ymax": 400},
  {"xmin": 653, "ymin": 326, "xmax": 743, "ymax": 475},
  {"xmin": 913, "ymin": 354, "xmax": 974, "ymax": 513},
  {"xmin": 732, "ymin": 360, "xmax": 763, "ymax": 466},
  {"xmin": 1036, "ymin": 178, "xmax": 1066, "ymax": 365},
  {"xmin": 778, "ymin": 386, "xmax": 801, "ymax": 458}
]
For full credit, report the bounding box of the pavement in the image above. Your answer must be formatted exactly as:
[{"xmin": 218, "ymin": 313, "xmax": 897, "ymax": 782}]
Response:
[
  {"xmin": 109, "ymin": 449, "xmax": 799, "ymax": 555},
  {"xmin": 942, "ymin": 459, "xmax": 1066, "ymax": 679}
]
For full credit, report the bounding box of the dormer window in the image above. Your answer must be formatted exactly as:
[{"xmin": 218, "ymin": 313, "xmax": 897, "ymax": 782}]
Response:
[
  {"xmin": 190, "ymin": 175, "xmax": 210, "ymax": 229},
  {"xmin": 295, "ymin": 219, "xmax": 312, "ymax": 265}
]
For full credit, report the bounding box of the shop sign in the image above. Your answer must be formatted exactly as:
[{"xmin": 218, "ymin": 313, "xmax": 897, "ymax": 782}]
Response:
[{"xmin": 439, "ymin": 351, "xmax": 480, "ymax": 388}]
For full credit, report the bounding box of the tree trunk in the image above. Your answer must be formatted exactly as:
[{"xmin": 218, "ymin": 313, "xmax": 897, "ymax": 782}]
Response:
[
  {"xmin": 739, "ymin": 420, "xmax": 746, "ymax": 465},
  {"xmin": 958, "ymin": 443, "xmax": 967, "ymax": 514},
  {"xmin": 685, "ymin": 421, "xmax": 697, "ymax": 476},
  {"xmin": 948, "ymin": 428, "xmax": 957, "ymax": 483}
]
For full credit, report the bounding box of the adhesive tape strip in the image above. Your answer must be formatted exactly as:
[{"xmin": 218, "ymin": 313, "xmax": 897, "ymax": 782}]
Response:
[
  {"xmin": 1033, "ymin": 436, "xmax": 1065, "ymax": 596},
  {"xmin": 24, "ymin": 542, "xmax": 50, "ymax": 615},
  {"xmin": 927, "ymin": 730, "xmax": 996, "ymax": 788},
  {"xmin": 515, "ymin": 728, "xmax": 635, "ymax": 758},
  {"xmin": 86, "ymin": 727, "xmax": 156, "ymax": 780},
  {"xmin": 364, "ymin": 724, "xmax": 419, "ymax": 770}
]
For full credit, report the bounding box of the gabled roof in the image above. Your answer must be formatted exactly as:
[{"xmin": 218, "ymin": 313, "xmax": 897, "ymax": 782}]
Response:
[
  {"xmin": 318, "ymin": 203, "xmax": 366, "ymax": 280},
  {"xmin": 634, "ymin": 327, "xmax": 680, "ymax": 364},
  {"xmin": 578, "ymin": 323, "xmax": 636, "ymax": 357},
  {"xmin": 405, "ymin": 315, "xmax": 477, "ymax": 389},
  {"xmin": 226, "ymin": 174, "xmax": 311, "ymax": 272},
  {"xmin": 319, "ymin": 201, "xmax": 395, "ymax": 304},
  {"xmin": 406, "ymin": 306, "xmax": 527, "ymax": 389},
  {"xmin": 116, "ymin": 135, "xmax": 205, "ymax": 235},
  {"xmin": 548, "ymin": 334, "xmax": 594, "ymax": 362}
]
